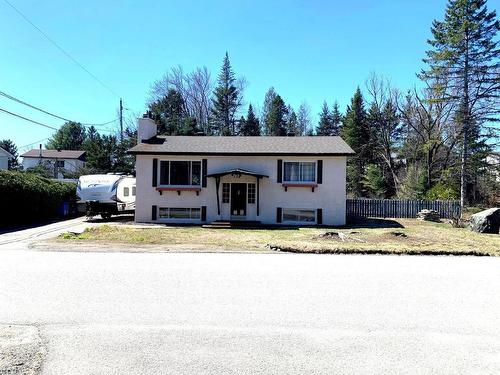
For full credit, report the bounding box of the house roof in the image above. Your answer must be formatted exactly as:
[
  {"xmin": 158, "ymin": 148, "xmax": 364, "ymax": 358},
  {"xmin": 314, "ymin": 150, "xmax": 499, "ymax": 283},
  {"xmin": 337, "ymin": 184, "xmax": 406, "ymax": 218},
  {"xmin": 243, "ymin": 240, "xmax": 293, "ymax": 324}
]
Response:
[
  {"xmin": 0, "ymin": 147, "xmax": 14, "ymax": 159},
  {"xmin": 129, "ymin": 136, "xmax": 355, "ymax": 156},
  {"xmin": 21, "ymin": 149, "xmax": 86, "ymax": 160}
]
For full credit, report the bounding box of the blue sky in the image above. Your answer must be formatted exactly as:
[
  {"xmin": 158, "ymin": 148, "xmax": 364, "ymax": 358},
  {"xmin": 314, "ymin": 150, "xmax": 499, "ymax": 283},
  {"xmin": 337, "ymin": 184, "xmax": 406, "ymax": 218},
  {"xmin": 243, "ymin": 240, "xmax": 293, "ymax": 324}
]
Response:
[{"xmin": 1, "ymin": 0, "xmax": 498, "ymax": 150}]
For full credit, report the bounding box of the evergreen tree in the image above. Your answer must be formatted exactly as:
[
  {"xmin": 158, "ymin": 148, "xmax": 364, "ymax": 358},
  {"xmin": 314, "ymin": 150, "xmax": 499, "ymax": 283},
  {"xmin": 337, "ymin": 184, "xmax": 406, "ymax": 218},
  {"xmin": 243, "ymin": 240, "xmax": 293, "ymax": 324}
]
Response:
[
  {"xmin": 330, "ymin": 101, "xmax": 342, "ymax": 136},
  {"xmin": 419, "ymin": 0, "xmax": 500, "ymax": 207},
  {"xmin": 149, "ymin": 89, "xmax": 186, "ymax": 135},
  {"xmin": 262, "ymin": 87, "xmax": 277, "ymax": 135},
  {"xmin": 297, "ymin": 102, "xmax": 311, "ymax": 136},
  {"xmin": 211, "ymin": 52, "xmax": 240, "ymax": 135},
  {"xmin": 341, "ymin": 88, "xmax": 371, "ymax": 196},
  {"xmin": 316, "ymin": 101, "xmax": 332, "ymax": 135},
  {"xmin": 0, "ymin": 139, "xmax": 20, "ymax": 170},
  {"xmin": 266, "ymin": 95, "xmax": 288, "ymax": 136},
  {"xmin": 46, "ymin": 122, "xmax": 86, "ymax": 150},
  {"xmin": 285, "ymin": 105, "xmax": 298, "ymax": 135},
  {"xmin": 239, "ymin": 104, "xmax": 260, "ymax": 136}
]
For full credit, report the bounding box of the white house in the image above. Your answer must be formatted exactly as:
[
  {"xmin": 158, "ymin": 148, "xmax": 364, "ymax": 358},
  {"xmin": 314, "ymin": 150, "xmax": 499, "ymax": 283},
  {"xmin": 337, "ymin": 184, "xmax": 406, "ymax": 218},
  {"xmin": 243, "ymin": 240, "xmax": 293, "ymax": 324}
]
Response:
[
  {"xmin": 21, "ymin": 149, "xmax": 86, "ymax": 178},
  {"xmin": 0, "ymin": 147, "xmax": 14, "ymax": 170},
  {"xmin": 129, "ymin": 116, "xmax": 354, "ymax": 226}
]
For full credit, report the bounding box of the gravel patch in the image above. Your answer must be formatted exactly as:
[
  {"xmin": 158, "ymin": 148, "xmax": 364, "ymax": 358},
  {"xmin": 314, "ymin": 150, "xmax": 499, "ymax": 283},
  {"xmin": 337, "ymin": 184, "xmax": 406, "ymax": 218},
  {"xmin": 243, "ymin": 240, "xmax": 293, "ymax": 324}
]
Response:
[{"xmin": 0, "ymin": 325, "xmax": 46, "ymax": 375}]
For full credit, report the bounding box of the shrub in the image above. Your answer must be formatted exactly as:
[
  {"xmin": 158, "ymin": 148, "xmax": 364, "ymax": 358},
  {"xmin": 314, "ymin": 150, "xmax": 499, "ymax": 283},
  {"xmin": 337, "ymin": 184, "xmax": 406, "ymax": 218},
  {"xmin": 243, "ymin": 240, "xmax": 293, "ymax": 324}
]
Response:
[
  {"xmin": 425, "ymin": 182, "xmax": 459, "ymax": 200},
  {"xmin": 0, "ymin": 170, "xmax": 76, "ymax": 227}
]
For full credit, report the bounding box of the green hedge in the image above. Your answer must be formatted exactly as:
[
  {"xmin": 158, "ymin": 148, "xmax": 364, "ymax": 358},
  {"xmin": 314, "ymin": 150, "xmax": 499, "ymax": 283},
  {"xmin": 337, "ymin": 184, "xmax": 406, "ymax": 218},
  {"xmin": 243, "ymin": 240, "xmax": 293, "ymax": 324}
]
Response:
[{"xmin": 0, "ymin": 170, "xmax": 76, "ymax": 227}]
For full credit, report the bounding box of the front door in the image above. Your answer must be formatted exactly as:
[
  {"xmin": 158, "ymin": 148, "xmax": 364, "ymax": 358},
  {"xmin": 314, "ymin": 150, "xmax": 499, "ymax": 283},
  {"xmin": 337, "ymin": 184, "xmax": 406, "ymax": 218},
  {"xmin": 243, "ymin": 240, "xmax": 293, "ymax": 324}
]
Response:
[{"xmin": 230, "ymin": 183, "xmax": 247, "ymax": 217}]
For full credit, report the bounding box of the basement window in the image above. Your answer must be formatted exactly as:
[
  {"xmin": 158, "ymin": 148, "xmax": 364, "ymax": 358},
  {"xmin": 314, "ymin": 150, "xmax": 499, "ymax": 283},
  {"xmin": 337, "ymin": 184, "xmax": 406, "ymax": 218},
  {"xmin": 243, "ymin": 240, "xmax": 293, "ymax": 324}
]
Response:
[
  {"xmin": 158, "ymin": 207, "xmax": 201, "ymax": 220},
  {"xmin": 282, "ymin": 208, "xmax": 315, "ymax": 223}
]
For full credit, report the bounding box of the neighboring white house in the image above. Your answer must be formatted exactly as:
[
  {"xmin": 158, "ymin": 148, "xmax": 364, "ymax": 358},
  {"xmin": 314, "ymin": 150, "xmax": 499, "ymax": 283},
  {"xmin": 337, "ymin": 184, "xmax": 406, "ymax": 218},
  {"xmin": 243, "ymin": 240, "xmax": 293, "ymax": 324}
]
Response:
[
  {"xmin": 0, "ymin": 147, "xmax": 14, "ymax": 170},
  {"xmin": 21, "ymin": 149, "xmax": 86, "ymax": 178},
  {"xmin": 129, "ymin": 116, "xmax": 355, "ymax": 226}
]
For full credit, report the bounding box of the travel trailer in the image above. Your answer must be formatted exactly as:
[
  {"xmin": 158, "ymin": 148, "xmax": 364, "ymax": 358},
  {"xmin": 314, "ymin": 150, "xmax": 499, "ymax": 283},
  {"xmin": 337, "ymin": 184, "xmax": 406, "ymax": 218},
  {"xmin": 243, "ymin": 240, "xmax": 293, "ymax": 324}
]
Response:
[{"xmin": 77, "ymin": 174, "xmax": 136, "ymax": 219}]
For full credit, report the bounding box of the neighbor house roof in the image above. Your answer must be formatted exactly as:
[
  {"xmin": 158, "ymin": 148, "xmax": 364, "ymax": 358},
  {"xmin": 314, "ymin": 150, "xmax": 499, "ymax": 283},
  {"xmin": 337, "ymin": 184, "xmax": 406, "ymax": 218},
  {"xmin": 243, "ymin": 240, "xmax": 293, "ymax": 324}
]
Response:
[
  {"xmin": 21, "ymin": 149, "xmax": 86, "ymax": 160},
  {"xmin": 129, "ymin": 136, "xmax": 355, "ymax": 156},
  {"xmin": 0, "ymin": 147, "xmax": 14, "ymax": 159}
]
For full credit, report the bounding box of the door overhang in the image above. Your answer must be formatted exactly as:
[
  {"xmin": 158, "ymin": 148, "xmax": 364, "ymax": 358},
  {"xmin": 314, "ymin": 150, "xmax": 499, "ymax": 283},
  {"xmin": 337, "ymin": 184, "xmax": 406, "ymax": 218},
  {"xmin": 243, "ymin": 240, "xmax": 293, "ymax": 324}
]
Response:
[{"xmin": 207, "ymin": 169, "xmax": 268, "ymax": 217}]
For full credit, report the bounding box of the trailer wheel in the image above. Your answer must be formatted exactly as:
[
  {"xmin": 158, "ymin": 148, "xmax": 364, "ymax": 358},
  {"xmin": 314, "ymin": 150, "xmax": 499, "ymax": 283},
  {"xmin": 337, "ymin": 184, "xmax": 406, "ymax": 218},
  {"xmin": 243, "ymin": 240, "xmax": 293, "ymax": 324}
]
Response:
[{"xmin": 101, "ymin": 212, "xmax": 112, "ymax": 220}]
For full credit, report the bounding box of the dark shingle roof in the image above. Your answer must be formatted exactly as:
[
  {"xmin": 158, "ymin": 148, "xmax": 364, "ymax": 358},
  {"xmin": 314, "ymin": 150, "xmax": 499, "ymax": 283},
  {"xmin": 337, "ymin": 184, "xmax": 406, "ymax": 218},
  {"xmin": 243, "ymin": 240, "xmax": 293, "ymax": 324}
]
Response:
[
  {"xmin": 129, "ymin": 136, "xmax": 354, "ymax": 156},
  {"xmin": 21, "ymin": 149, "xmax": 86, "ymax": 160}
]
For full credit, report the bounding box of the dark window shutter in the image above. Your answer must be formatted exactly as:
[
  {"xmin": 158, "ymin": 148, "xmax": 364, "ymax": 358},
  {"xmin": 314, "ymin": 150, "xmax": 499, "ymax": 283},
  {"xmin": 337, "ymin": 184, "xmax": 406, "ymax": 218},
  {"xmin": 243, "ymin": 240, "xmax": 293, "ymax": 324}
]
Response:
[
  {"xmin": 276, "ymin": 207, "xmax": 282, "ymax": 223},
  {"xmin": 152, "ymin": 158, "xmax": 158, "ymax": 187},
  {"xmin": 317, "ymin": 208, "xmax": 322, "ymax": 225},
  {"xmin": 317, "ymin": 160, "xmax": 323, "ymax": 184},
  {"xmin": 277, "ymin": 159, "xmax": 283, "ymax": 183},
  {"xmin": 152, "ymin": 205, "xmax": 157, "ymax": 221},
  {"xmin": 201, "ymin": 206, "xmax": 207, "ymax": 221},
  {"xmin": 202, "ymin": 159, "xmax": 208, "ymax": 187}
]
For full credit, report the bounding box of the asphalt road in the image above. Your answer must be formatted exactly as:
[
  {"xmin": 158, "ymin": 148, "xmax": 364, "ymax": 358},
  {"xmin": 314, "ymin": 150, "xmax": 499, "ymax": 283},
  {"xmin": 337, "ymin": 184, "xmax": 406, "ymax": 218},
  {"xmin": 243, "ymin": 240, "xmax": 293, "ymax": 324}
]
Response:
[{"xmin": 0, "ymin": 237, "xmax": 499, "ymax": 374}]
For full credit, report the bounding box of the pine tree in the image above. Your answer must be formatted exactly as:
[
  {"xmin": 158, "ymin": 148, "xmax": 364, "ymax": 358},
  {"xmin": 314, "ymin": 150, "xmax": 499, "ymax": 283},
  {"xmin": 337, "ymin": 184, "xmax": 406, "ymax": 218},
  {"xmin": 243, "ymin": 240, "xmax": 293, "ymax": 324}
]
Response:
[
  {"xmin": 262, "ymin": 87, "xmax": 277, "ymax": 135},
  {"xmin": 46, "ymin": 122, "xmax": 86, "ymax": 150},
  {"xmin": 297, "ymin": 102, "xmax": 311, "ymax": 136},
  {"xmin": 285, "ymin": 106, "xmax": 298, "ymax": 135},
  {"xmin": 240, "ymin": 104, "xmax": 260, "ymax": 136},
  {"xmin": 330, "ymin": 102, "xmax": 342, "ymax": 136},
  {"xmin": 211, "ymin": 52, "xmax": 240, "ymax": 135},
  {"xmin": 0, "ymin": 139, "xmax": 20, "ymax": 170},
  {"xmin": 316, "ymin": 101, "xmax": 332, "ymax": 135},
  {"xmin": 419, "ymin": 0, "xmax": 500, "ymax": 207},
  {"xmin": 341, "ymin": 88, "xmax": 371, "ymax": 196},
  {"xmin": 149, "ymin": 89, "xmax": 186, "ymax": 135},
  {"xmin": 267, "ymin": 95, "xmax": 288, "ymax": 136}
]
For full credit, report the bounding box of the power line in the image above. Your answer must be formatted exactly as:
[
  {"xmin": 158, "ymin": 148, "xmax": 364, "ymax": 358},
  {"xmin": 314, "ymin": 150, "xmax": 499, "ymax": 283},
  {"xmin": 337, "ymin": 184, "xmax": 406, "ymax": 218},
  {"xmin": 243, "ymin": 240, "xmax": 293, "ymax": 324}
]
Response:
[
  {"xmin": 2, "ymin": 0, "xmax": 120, "ymax": 99},
  {"xmin": 0, "ymin": 107, "xmax": 59, "ymax": 130},
  {"xmin": 0, "ymin": 89, "xmax": 119, "ymax": 128},
  {"xmin": 0, "ymin": 90, "xmax": 71, "ymax": 122}
]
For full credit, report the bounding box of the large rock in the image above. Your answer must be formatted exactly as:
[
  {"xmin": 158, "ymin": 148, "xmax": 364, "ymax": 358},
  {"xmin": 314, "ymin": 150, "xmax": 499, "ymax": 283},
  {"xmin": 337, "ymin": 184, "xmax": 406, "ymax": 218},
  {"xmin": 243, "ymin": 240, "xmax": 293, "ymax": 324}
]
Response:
[{"xmin": 470, "ymin": 208, "xmax": 500, "ymax": 234}]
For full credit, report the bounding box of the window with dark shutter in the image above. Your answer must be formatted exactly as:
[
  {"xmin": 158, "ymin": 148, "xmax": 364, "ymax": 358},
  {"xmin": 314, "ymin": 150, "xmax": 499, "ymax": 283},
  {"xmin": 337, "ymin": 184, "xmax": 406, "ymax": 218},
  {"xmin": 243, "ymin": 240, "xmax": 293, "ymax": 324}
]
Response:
[
  {"xmin": 152, "ymin": 159, "xmax": 158, "ymax": 187},
  {"xmin": 277, "ymin": 159, "xmax": 283, "ymax": 183},
  {"xmin": 152, "ymin": 205, "xmax": 157, "ymax": 221},
  {"xmin": 317, "ymin": 208, "xmax": 323, "ymax": 225},
  {"xmin": 276, "ymin": 207, "xmax": 282, "ymax": 223},
  {"xmin": 201, "ymin": 206, "xmax": 207, "ymax": 221},
  {"xmin": 317, "ymin": 160, "xmax": 323, "ymax": 184},
  {"xmin": 202, "ymin": 159, "xmax": 208, "ymax": 187}
]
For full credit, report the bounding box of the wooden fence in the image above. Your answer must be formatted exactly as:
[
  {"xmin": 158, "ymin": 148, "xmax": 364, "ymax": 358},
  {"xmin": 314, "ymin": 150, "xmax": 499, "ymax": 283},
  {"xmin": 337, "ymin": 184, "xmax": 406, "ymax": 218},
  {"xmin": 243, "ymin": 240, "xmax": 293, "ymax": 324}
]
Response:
[{"xmin": 346, "ymin": 198, "xmax": 461, "ymax": 219}]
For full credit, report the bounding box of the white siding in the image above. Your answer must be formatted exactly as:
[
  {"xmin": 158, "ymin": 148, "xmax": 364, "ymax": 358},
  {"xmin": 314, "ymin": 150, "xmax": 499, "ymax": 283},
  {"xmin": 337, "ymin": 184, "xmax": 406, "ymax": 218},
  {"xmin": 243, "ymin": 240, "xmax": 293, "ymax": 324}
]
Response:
[
  {"xmin": 22, "ymin": 157, "xmax": 85, "ymax": 175},
  {"xmin": 0, "ymin": 156, "xmax": 8, "ymax": 170},
  {"xmin": 135, "ymin": 154, "xmax": 347, "ymax": 226}
]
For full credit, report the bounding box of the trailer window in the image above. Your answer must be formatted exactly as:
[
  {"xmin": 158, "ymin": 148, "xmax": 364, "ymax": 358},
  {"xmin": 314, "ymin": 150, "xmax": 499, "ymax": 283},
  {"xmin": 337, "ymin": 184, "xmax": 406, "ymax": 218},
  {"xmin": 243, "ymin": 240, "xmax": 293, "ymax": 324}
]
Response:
[
  {"xmin": 123, "ymin": 187, "xmax": 130, "ymax": 197},
  {"xmin": 132, "ymin": 186, "xmax": 136, "ymax": 196}
]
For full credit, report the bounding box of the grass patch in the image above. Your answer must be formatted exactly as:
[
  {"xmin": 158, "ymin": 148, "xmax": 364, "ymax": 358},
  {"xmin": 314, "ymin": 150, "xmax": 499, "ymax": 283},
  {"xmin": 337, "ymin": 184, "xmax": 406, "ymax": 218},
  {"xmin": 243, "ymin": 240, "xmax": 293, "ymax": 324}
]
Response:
[{"xmin": 58, "ymin": 219, "xmax": 500, "ymax": 256}]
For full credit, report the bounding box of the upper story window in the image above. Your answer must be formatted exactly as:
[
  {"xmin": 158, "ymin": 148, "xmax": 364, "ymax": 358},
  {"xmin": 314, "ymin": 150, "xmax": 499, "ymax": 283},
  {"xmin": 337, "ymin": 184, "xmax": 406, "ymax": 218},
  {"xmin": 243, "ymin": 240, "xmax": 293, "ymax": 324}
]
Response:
[
  {"xmin": 124, "ymin": 187, "xmax": 130, "ymax": 196},
  {"xmin": 132, "ymin": 186, "xmax": 136, "ymax": 196},
  {"xmin": 159, "ymin": 160, "xmax": 201, "ymax": 186},
  {"xmin": 283, "ymin": 161, "xmax": 316, "ymax": 182}
]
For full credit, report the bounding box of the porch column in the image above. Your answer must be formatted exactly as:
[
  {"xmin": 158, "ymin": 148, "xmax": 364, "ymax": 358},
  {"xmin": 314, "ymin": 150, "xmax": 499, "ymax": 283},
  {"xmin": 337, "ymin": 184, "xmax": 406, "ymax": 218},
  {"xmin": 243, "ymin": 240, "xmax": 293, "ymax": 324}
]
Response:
[
  {"xmin": 215, "ymin": 177, "xmax": 221, "ymax": 215},
  {"xmin": 256, "ymin": 176, "xmax": 260, "ymax": 216}
]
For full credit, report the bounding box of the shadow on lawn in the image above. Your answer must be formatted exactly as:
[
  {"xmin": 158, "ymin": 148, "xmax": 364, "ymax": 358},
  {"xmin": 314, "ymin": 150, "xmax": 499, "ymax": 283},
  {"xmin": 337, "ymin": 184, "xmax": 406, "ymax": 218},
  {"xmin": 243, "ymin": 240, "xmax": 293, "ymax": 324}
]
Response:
[{"xmin": 344, "ymin": 217, "xmax": 405, "ymax": 229}]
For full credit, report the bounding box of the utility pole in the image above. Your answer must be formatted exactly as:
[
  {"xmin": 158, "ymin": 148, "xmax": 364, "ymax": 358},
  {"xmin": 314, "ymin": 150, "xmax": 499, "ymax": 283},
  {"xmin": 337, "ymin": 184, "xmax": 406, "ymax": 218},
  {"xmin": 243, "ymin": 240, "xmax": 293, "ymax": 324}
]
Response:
[{"xmin": 119, "ymin": 98, "xmax": 123, "ymax": 143}]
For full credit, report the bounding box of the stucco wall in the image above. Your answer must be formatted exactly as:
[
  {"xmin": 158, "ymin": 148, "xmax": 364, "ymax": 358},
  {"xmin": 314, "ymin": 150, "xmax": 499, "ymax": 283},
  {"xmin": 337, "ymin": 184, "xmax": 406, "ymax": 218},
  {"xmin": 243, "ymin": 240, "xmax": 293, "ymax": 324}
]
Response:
[{"xmin": 135, "ymin": 155, "xmax": 347, "ymax": 226}]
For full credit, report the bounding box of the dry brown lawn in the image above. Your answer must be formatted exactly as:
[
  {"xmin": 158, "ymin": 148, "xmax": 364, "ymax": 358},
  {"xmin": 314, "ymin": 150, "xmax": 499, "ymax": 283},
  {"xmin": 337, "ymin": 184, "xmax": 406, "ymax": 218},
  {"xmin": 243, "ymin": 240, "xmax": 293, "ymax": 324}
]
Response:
[{"xmin": 58, "ymin": 218, "xmax": 500, "ymax": 256}]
